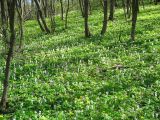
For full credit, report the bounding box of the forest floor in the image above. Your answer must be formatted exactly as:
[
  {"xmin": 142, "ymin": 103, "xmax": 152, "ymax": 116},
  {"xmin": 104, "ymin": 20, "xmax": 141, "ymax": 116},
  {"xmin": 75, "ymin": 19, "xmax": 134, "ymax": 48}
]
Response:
[{"xmin": 0, "ymin": 5, "xmax": 160, "ymax": 120}]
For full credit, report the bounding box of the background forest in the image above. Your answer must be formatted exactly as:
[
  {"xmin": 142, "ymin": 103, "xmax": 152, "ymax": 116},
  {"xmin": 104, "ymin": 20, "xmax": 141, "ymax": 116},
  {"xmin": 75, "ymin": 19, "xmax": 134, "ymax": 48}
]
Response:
[{"xmin": 0, "ymin": 0, "xmax": 160, "ymax": 119}]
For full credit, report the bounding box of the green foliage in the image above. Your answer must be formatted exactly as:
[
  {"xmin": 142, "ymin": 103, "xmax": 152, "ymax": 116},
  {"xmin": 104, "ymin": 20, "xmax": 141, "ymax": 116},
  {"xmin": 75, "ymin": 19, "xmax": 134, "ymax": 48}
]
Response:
[{"xmin": 0, "ymin": 5, "xmax": 160, "ymax": 120}]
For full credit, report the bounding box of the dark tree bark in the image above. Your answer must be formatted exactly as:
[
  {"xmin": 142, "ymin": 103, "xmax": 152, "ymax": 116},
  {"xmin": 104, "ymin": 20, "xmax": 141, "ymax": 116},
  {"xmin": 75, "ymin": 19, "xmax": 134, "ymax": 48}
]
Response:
[
  {"xmin": 60, "ymin": 0, "xmax": 64, "ymax": 20},
  {"xmin": 50, "ymin": 0, "xmax": 56, "ymax": 32},
  {"xmin": 31, "ymin": 0, "xmax": 35, "ymax": 18},
  {"xmin": 34, "ymin": 0, "xmax": 50, "ymax": 33},
  {"xmin": 122, "ymin": 0, "xmax": 127, "ymax": 20},
  {"xmin": 79, "ymin": 0, "xmax": 84, "ymax": 17},
  {"xmin": 88, "ymin": 0, "xmax": 92, "ymax": 15},
  {"xmin": 84, "ymin": 0, "xmax": 91, "ymax": 37},
  {"xmin": 65, "ymin": 0, "xmax": 70, "ymax": 29},
  {"xmin": 131, "ymin": 0, "xmax": 138, "ymax": 41},
  {"xmin": 16, "ymin": 0, "xmax": 24, "ymax": 49},
  {"xmin": 41, "ymin": 0, "xmax": 48, "ymax": 17},
  {"xmin": 109, "ymin": 0, "xmax": 115, "ymax": 21},
  {"xmin": 0, "ymin": 0, "xmax": 16, "ymax": 112},
  {"xmin": 36, "ymin": 12, "xmax": 45, "ymax": 32},
  {"xmin": 126, "ymin": 0, "xmax": 131, "ymax": 18},
  {"xmin": 23, "ymin": 0, "xmax": 26, "ymax": 15},
  {"xmin": 101, "ymin": 0, "xmax": 108, "ymax": 35},
  {"xmin": 0, "ymin": 0, "xmax": 8, "ymax": 44}
]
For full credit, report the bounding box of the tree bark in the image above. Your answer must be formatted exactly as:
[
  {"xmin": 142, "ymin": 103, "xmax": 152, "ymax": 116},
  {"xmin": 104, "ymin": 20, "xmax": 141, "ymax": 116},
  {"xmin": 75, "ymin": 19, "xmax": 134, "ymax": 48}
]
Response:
[
  {"xmin": 101, "ymin": 0, "xmax": 108, "ymax": 35},
  {"xmin": 109, "ymin": 0, "xmax": 115, "ymax": 21},
  {"xmin": 34, "ymin": 0, "xmax": 50, "ymax": 33},
  {"xmin": 41, "ymin": 0, "xmax": 48, "ymax": 17},
  {"xmin": 23, "ymin": 0, "xmax": 26, "ymax": 15},
  {"xmin": 131, "ymin": 0, "xmax": 138, "ymax": 41},
  {"xmin": 126, "ymin": 0, "xmax": 131, "ymax": 18},
  {"xmin": 31, "ymin": 0, "xmax": 35, "ymax": 18},
  {"xmin": 60, "ymin": 0, "xmax": 64, "ymax": 20},
  {"xmin": 122, "ymin": 0, "xmax": 127, "ymax": 20},
  {"xmin": 36, "ymin": 12, "xmax": 45, "ymax": 32},
  {"xmin": 16, "ymin": 0, "xmax": 24, "ymax": 49},
  {"xmin": 0, "ymin": 0, "xmax": 8, "ymax": 44},
  {"xmin": 79, "ymin": 0, "xmax": 84, "ymax": 17},
  {"xmin": 0, "ymin": 0, "xmax": 16, "ymax": 112},
  {"xmin": 84, "ymin": 0, "xmax": 91, "ymax": 37},
  {"xmin": 65, "ymin": 0, "xmax": 70, "ymax": 29},
  {"xmin": 50, "ymin": 0, "xmax": 56, "ymax": 32}
]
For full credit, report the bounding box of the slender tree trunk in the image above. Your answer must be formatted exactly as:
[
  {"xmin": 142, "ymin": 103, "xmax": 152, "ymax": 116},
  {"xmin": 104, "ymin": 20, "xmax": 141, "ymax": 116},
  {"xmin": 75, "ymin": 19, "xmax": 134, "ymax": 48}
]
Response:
[
  {"xmin": 23, "ymin": 0, "xmax": 26, "ymax": 15},
  {"xmin": 44, "ymin": 0, "xmax": 48, "ymax": 17},
  {"xmin": 122, "ymin": 0, "xmax": 127, "ymax": 20},
  {"xmin": 41, "ymin": 0, "xmax": 48, "ymax": 17},
  {"xmin": 84, "ymin": 0, "xmax": 91, "ymax": 37},
  {"xmin": 109, "ymin": 0, "xmax": 115, "ymax": 21},
  {"xmin": 36, "ymin": 12, "xmax": 45, "ymax": 32},
  {"xmin": 0, "ymin": 0, "xmax": 16, "ymax": 112},
  {"xmin": 126, "ymin": 0, "xmax": 131, "ymax": 18},
  {"xmin": 79, "ymin": 0, "xmax": 84, "ymax": 17},
  {"xmin": 101, "ymin": 0, "xmax": 108, "ymax": 35},
  {"xmin": 16, "ymin": 0, "xmax": 24, "ymax": 49},
  {"xmin": 0, "ymin": 0, "xmax": 8, "ymax": 44},
  {"xmin": 31, "ymin": 0, "xmax": 35, "ymax": 18},
  {"xmin": 50, "ymin": 0, "xmax": 56, "ymax": 32},
  {"xmin": 65, "ymin": 0, "xmax": 70, "ymax": 29},
  {"xmin": 34, "ymin": 0, "xmax": 50, "ymax": 33},
  {"xmin": 60, "ymin": 0, "xmax": 64, "ymax": 20},
  {"xmin": 131, "ymin": 0, "xmax": 138, "ymax": 41},
  {"xmin": 88, "ymin": 0, "xmax": 92, "ymax": 15},
  {"xmin": 137, "ymin": 0, "xmax": 140, "ymax": 12}
]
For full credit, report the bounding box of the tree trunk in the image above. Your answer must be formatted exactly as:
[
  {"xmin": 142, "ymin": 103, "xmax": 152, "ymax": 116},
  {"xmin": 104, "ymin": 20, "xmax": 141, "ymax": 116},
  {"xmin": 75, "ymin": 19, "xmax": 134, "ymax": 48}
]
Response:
[
  {"xmin": 23, "ymin": 0, "xmax": 26, "ymax": 15},
  {"xmin": 122, "ymin": 0, "xmax": 127, "ymax": 20},
  {"xmin": 131, "ymin": 0, "xmax": 138, "ymax": 41},
  {"xmin": 126, "ymin": 0, "xmax": 131, "ymax": 18},
  {"xmin": 50, "ymin": 0, "xmax": 56, "ymax": 32},
  {"xmin": 109, "ymin": 0, "xmax": 115, "ymax": 21},
  {"xmin": 0, "ymin": 0, "xmax": 8, "ymax": 45},
  {"xmin": 16, "ymin": 0, "xmax": 24, "ymax": 49},
  {"xmin": 36, "ymin": 12, "xmax": 45, "ymax": 32},
  {"xmin": 31, "ymin": 0, "xmax": 35, "ymax": 18},
  {"xmin": 65, "ymin": 0, "xmax": 70, "ymax": 29},
  {"xmin": 0, "ymin": 0, "xmax": 16, "ymax": 112},
  {"xmin": 88, "ymin": 0, "xmax": 92, "ymax": 15},
  {"xmin": 79, "ymin": 0, "xmax": 84, "ymax": 17},
  {"xmin": 34, "ymin": 0, "xmax": 50, "ymax": 33},
  {"xmin": 60, "ymin": 0, "xmax": 64, "ymax": 20},
  {"xmin": 101, "ymin": 0, "xmax": 108, "ymax": 35},
  {"xmin": 84, "ymin": 0, "xmax": 91, "ymax": 37},
  {"xmin": 42, "ymin": 0, "xmax": 48, "ymax": 17}
]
